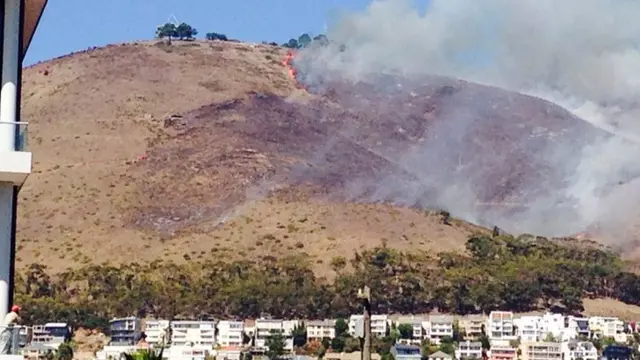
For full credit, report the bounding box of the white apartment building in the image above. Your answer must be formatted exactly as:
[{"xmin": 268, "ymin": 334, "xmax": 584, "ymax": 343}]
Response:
[
  {"xmin": 488, "ymin": 312, "xmax": 516, "ymax": 340},
  {"xmin": 427, "ymin": 315, "xmax": 454, "ymax": 345},
  {"xmin": 395, "ymin": 316, "xmax": 425, "ymax": 344},
  {"xmin": 515, "ymin": 316, "xmax": 544, "ymax": 342},
  {"xmin": 521, "ymin": 341, "xmax": 562, "ymax": 360},
  {"xmin": 541, "ymin": 313, "xmax": 565, "ymax": 340},
  {"xmin": 349, "ymin": 315, "xmax": 389, "ymax": 338},
  {"xmin": 253, "ymin": 319, "xmax": 296, "ymax": 351},
  {"xmin": 30, "ymin": 323, "xmax": 71, "ymax": 349},
  {"xmin": 170, "ymin": 320, "xmax": 216, "ymax": 347},
  {"xmin": 459, "ymin": 315, "xmax": 486, "ymax": 339},
  {"xmin": 254, "ymin": 319, "xmax": 283, "ymax": 349},
  {"xmin": 488, "ymin": 340, "xmax": 517, "ymax": 360},
  {"xmin": 217, "ymin": 320, "xmax": 245, "ymax": 347},
  {"xmin": 306, "ymin": 320, "xmax": 336, "ymax": 341},
  {"xmin": 144, "ymin": 319, "xmax": 170, "ymax": 345},
  {"xmin": 514, "ymin": 314, "xmax": 564, "ymax": 342},
  {"xmin": 456, "ymin": 340, "xmax": 483, "ymax": 360},
  {"xmin": 589, "ymin": 316, "xmax": 627, "ymax": 343},
  {"xmin": 565, "ymin": 317, "xmax": 590, "ymax": 340},
  {"xmin": 562, "ymin": 341, "xmax": 598, "ymax": 360}
]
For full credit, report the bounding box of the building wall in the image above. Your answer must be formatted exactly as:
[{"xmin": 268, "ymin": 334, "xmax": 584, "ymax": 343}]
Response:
[
  {"xmin": 170, "ymin": 321, "xmax": 216, "ymax": 347},
  {"xmin": 217, "ymin": 320, "xmax": 245, "ymax": 347},
  {"xmin": 520, "ymin": 341, "xmax": 562, "ymax": 360}
]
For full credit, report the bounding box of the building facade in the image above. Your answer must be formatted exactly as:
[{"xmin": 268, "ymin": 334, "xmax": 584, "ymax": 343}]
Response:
[
  {"xmin": 306, "ymin": 320, "xmax": 336, "ymax": 341},
  {"xmin": 144, "ymin": 319, "xmax": 170, "ymax": 345},
  {"xmin": 217, "ymin": 320, "xmax": 245, "ymax": 347},
  {"xmin": 521, "ymin": 341, "xmax": 562, "ymax": 360},
  {"xmin": 109, "ymin": 317, "xmax": 142, "ymax": 345},
  {"xmin": 170, "ymin": 320, "xmax": 216, "ymax": 348},
  {"xmin": 488, "ymin": 312, "xmax": 516, "ymax": 340},
  {"xmin": 456, "ymin": 340, "xmax": 483, "ymax": 360}
]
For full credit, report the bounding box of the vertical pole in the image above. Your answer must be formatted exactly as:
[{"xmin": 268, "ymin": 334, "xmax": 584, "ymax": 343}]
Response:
[
  {"xmin": 358, "ymin": 286, "xmax": 372, "ymax": 360},
  {"xmin": 363, "ymin": 297, "xmax": 371, "ymax": 360},
  {"xmin": 0, "ymin": 0, "xmax": 21, "ymax": 322}
]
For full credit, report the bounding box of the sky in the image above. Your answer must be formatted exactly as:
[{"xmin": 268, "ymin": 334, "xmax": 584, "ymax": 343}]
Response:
[{"xmin": 24, "ymin": 0, "xmax": 430, "ymax": 66}]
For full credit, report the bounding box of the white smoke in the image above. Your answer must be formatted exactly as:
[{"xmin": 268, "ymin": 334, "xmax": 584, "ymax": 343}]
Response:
[{"xmin": 295, "ymin": 0, "xmax": 640, "ymax": 243}]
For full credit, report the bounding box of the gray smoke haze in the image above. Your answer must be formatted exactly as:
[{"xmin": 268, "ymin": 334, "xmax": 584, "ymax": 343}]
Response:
[{"xmin": 293, "ymin": 0, "xmax": 640, "ymax": 245}]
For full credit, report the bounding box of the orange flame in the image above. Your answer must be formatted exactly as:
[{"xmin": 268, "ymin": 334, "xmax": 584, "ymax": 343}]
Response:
[{"xmin": 282, "ymin": 50, "xmax": 305, "ymax": 90}]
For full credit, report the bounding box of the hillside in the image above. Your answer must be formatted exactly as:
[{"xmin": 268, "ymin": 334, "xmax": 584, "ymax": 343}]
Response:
[
  {"xmin": 19, "ymin": 40, "xmax": 481, "ymax": 275},
  {"xmin": 16, "ymin": 39, "xmax": 640, "ymax": 320},
  {"xmin": 18, "ymin": 39, "xmax": 637, "ymax": 276}
]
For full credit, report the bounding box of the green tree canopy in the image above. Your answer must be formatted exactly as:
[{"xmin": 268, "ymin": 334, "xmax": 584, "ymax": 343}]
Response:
[
  {"xmin": 397, "ymin": 324, "xmax": 414, "ymax": 339},
  {"xmin": 155, "ymin": 23, "xmax": 177, "ymax": 39},
  {"xmin": 175, "ymin": 22, "xmax": 197, "ymax": 40},
  {"xmin": 266, "ymin": 330, "xmax": 286, "ymax": 360}
]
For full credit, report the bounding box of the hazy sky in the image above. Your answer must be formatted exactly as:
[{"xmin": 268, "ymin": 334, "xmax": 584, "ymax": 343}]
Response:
[{"xmin": 24, "ymin": 0, "xmax": 430, "ymax": 66}]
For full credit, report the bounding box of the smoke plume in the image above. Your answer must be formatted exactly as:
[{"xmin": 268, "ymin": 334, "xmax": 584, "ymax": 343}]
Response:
[{"xmin": 293, "ymin": 0, "xmax": 640, "ymax": 245}]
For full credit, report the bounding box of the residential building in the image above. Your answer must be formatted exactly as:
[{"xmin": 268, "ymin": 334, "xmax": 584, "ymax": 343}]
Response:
[
  {"xmin": 165, "ymin": 346, "xmax": 211, "ymax": 360},
  {"xmin": 540, "ymin": 313, "xmax": 565, "ymax": 340},
  {"xmin": 217, "ymin": 321, "xmax": 245, "ymax": 347},
  {"xmin": 282, "ymin": 320, "xmax": 300, "ymax": 350},
  {"xmin": 515, "ymin": 316, "xmax": 543, "ymax": 342},
  {"xmin": 390, "ymin": 344, "xmax": 421, "ymax": 360},
  {"xmin": 216, "ymin": 347, "xmax": 242, "ymax": 360},
  {"xmin": 487, "ymin": 312, "xmax": 515, "ymax": 340},
  {"xmin": 109, "ymin": 317, "xmax": 142, "ymax": 345},
  {"xmin": 244, "ymin": 320, "xmax": 256, "ymax": 339},
  {"xmin": 325, "ymin": 353, "xmax": 381, "ymax": 360},
  {"xmin": 565, "ymin": 317, "xmax": 590, "ymax": 340},
  {"xmin": 429, "ymin": 350, "xmax": 453, "ymax": 360},
  {"xmin": 456, "ymin": 340, "xmax": 483, "ymax": 360},
  {"xmin": 254, "ymin": 319, "xmax": 284, "ymax": 350},
  {"xmin": 562, "ymin": 341, "xmax": 598, "ymax": 360},
  {"xmin": 427, "ymin": 315, "xmax": 454, "ymax": 345},
  {"xmin": 306, "ymin": 320, "xmax": 336, "ymax": 341},
  {"xmin": 488, "ymin": 340, "xmax": 516, "ymax": 360},
  {"xmin": 459, "ymin": 315, "xmax": 486, "ymax": 339},
  {"xmin": 143, "ymin": 319, "xmax": 170, "ymax": 345},
  {"xmin": 349, "ymin": 315, "xmax": 389, "ymax": 338},
  {"xmin": 394, "ymin": 316, "xmax": 424, "ymax": 345},
  {"xmin": 30, "ymin": 323, "xmax": 71, "ymax": 349},
  {"xmin": 521, "ymin": 341, "xmax": 562, "ymax": 360},
  {"xmin": 589, "ymin": 316, "xmax": 626, "ymax": 343},
  {"xmin": 602, "ymin": 345, "xmax": 632, "ymax": 360},
  {"xmin": 170, "ymin": 320, "xmax": 216, "ymax": 347}
]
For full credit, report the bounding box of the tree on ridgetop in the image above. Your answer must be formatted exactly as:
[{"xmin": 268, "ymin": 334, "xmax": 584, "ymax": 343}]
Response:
[
  {"xmin": 176, "ymin": 23, "xmax": 198, "ymax": 40},
  {"xmin": 156, "ymin": 23, "xmax": 177, "ymax": 39},
  {"xmin": 283, "ymin": 38, "xmax": 299, "ymax": 49},
  {"xmin": 313, "ymin": 34, "xmax": 329, "ymax": 46},
  {"xmin": 206, "ymin": 32, "xmax": 228, "ymax": 41},
  {"xmin": 298, "ymin": 33, "xmax": 312, "ymax": 48}
]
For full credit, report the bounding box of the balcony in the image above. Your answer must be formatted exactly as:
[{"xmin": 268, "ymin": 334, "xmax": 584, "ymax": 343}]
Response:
[{"xmin": 0, "ymin": 122, "xmax": 31, "ymax": 187}]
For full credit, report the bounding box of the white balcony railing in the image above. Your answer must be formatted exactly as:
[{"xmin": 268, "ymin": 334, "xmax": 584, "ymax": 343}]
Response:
[{"xmin": 0, "ymin": 121, "xmax": 28, "ymax": 151}]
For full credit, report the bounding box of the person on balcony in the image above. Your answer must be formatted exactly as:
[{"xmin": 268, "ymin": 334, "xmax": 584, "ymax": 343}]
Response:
[{"xmin": 0, "ymin": 305, "xmax": 22, "ymax": 354}]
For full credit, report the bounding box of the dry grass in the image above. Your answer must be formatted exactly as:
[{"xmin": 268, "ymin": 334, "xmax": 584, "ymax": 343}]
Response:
[{"xmin": 17, "ymin": 40, "xmax": 480, "ymax": 274}]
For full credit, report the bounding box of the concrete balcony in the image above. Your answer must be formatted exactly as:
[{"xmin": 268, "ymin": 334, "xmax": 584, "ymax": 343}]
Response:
[{"xmin": 0, "ymin": 123, "xmax": 31, "ymax": 187}]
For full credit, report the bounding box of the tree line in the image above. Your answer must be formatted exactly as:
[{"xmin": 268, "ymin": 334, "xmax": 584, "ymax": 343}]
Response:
[
  {"xmin": 154, "ymin": 21, "xmax": 329, "ymax": 49},
  {"xmin": 14, "ymin": 233, "xmax": 640, "ymax": 329}
]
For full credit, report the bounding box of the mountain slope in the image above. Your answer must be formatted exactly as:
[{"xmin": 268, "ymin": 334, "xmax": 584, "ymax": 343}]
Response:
[
  {"xmin": 19, "ymin": 40, "xmax": 479, "ymax": 274},
  {"xmin": 18, "ymin": 40, "xmax": 629, "ymax": 275}
]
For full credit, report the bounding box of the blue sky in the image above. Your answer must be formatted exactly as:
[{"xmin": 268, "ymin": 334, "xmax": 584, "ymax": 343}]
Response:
[{"xmin": 25, "ymin": 0, "xmax": 429, "ymax": 66}]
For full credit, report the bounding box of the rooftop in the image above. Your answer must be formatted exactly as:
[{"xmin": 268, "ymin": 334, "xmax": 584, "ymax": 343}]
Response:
[{"xmin": 23, "ymin": 0, "xmax": 47, "ymax": 59}]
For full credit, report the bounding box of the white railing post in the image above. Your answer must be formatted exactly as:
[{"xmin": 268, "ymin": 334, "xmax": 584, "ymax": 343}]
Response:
[{"xmin": 0, "ymin": 0, "xmax": 22, "ymax": 323}]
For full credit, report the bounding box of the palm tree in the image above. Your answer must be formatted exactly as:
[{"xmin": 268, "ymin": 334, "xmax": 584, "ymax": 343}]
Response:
[{"xmin": 121, "ymin": 347, "xmax": 164, "ymax": 360}]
